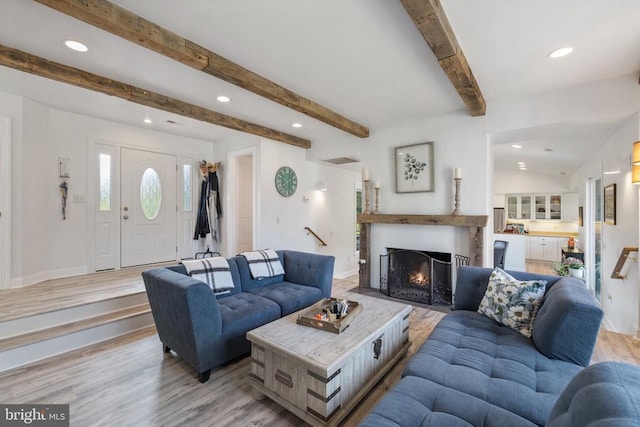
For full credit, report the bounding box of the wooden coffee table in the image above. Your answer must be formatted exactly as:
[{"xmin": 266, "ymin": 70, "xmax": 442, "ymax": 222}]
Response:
[{"xmin": 247, "ymin": 293, "xmax": 412, "ymax": 427}]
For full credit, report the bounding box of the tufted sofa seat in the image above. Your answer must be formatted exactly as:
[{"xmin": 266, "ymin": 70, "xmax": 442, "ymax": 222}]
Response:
[
  {"xmin": 361, "ymin": 266, "xmax": 605, "ymax": 427},
  {"xmin": 142, "ymin": 250, "xmax": 335, "ymax": 382}
]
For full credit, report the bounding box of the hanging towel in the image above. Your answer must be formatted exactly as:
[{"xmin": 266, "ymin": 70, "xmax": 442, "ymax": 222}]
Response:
[
  {"xmin": 240, "ymin": 249, "xmax": 285, "ymax": 279},
  {"xmin": 182, "ymin": 257, "xmax": 235, "ymax": 293}
]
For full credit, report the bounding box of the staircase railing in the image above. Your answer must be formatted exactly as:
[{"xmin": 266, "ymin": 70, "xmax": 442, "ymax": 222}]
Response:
[
  {"xmin": 611, "ymin": 247, "xmax": 638, "ymax": 279},
  {"xmin": 304, "ymin": 227, "xmax": 328, "ymax": 247}
]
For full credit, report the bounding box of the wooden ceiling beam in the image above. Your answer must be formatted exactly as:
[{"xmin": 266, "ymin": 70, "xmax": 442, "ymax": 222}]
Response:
[
  {"xmin": 0, "ymin": 44, "xmax": 311, "ymax": 148},
  {"xmin": 34, "ymin": 0, "xmax": 370, "ymax": 138},
  {"xmin": 400, "ymin": 0, "xmax": 486, "ymax": 116}
]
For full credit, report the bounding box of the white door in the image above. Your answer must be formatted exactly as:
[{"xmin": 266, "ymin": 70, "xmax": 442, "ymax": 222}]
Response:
[
  {"xmin": 121, "ymin": 148, "xmax": 177, "ymax": 267},
  {"xmin": 236, "ymin": 155, "xmax": 254, "ymax": 253},
  {"xmin": 0, "ymin": 117, "xmax": 10, "ymax": 289}
]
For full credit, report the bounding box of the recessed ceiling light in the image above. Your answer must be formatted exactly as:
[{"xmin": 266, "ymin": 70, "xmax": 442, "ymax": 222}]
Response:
[
  {"xmin": 518, "ymin": 162, "xmax": 526, "ymax": 165},
  {"xmin": 143, "ymin": 118, "xmax": 152, "ymax": 124},
  {"xmin": 548, "ymin": 47, "xmax": 573, "ymax": 58},
  {"xmin": 519, "ymin": 167, "xmax": 527, "ymax": 170},
  {"xmin": 512, "ymin": 144, "xmax": 522, "ymax": 149},
  {"xmin": 292, "ymin": 123, "xmax": 302, "ymax": 128},
  {"xmin": 63, "ymin": 39, "xmax": 88, "ymax": 52},
  {"xmin": 216, "ymin": 95, "xmax": 231, "ymax": 103}
]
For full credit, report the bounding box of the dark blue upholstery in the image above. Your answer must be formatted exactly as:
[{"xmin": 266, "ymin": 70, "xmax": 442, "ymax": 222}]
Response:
[
  {"xmin": 403, "ymin": 311, "xmax": 582, "ymax": 426},
  {"xmin": 246, "ymin": 282, "xmax": 323, "ymax": 316},
  {"xmin": 546, "ymin": 362, "xmax": 640, "ymax": 427},
  {"xmin": 532, "ymin": 279, "xmax": 603, "ymax": 367},
  {"xmin": 360, "ymin": 266, "xmax": 606, "ymax": 427},
  {"xmin": 361, "ymin": 375, "xmax": 537, "ymax": 427},
  {"xmin": 142, "ymin": 250, "xmax": 335, "ymax": 382},
  {"xmin": 454, "ymin": 267, "xmax": 562, "ymax": 312}
]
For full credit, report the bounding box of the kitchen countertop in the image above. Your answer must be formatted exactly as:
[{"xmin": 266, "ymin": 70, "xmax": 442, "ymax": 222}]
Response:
[{"xmin": 495, "ymin": 231, "xmax": 579, "ymax": 238}]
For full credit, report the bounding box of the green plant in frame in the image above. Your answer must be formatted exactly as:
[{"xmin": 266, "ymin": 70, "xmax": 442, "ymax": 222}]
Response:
[{"xmin": 403, "ymin": 153, "xmax": 427, "ymax": 185}]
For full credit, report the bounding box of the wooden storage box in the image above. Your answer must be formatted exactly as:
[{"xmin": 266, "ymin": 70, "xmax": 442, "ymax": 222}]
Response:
[{"xmin": 296, "ymin": 298, "xmax": 362, "ymax": 334}]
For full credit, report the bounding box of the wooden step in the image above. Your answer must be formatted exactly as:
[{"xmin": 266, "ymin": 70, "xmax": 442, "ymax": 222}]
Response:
[{"xmin": 0, "ymin": 303, "xmax": 151, "ymax": 352}]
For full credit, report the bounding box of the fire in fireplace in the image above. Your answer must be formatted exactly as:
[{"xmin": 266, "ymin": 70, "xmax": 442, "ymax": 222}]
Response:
[{"xmin": 380, "ymin": 248, "xmax": 452, "ymax": 306}]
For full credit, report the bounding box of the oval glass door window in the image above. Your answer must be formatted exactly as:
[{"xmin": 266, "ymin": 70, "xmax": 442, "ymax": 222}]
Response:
[{"xmin": 140, "ymin": 168, "xmax": 162, "ymax": 220}]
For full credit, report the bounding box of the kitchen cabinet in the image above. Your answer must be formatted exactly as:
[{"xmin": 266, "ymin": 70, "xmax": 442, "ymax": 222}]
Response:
[
  {"xmin": 528, "ymin": 236, "xmax": 559, "ymax": 262},
  {"xmin": 534, "ymin": 194, "xmax": 562, "ymax": 220},
  {"xmin": 562, "ymin": 193, "xmax": 579, "ymax": 222},
  {"xmin": 506, "ymin": 195, "xmax": 532, "ymax": 220}
]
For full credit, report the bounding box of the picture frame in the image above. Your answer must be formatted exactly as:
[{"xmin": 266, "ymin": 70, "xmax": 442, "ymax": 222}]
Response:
[
  {"xmin": 604, "ymin": 184, "xmax": 616, "ymax": 225},
  {"xmin": 578, "ymin": 206, "xmax": 583, "ymax": 227},
  {"xmin": 394, "ymin": 142, "xmax": 434, "ymax": 193}
]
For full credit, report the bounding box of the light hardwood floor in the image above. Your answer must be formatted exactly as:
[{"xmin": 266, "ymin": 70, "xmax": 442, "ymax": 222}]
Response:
[{"xmin": 1, "ymin": 271, "xmax": 639, "ymax": 426}]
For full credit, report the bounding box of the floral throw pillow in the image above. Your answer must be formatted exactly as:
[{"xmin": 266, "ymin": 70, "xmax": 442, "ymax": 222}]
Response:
[{"xmin": 477, "ymin": 268, "xmax": 547, "ymax": 337}]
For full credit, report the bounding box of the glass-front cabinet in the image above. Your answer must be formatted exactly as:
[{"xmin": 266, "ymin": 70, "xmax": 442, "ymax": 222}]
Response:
[
  {"xmin": 535, "ymin": 195, "xmax": 547, "ymax": 220},
  {"xmin": 520, "ymin": 195, "xmax": 532, "ymax": 219},
  {"xmin": 506, "ymin": 195, "xmax": 533, "ymax": 220},
  {"xmin": 507, "ymin": 194, "xmax": 563, "ymax": 221}
]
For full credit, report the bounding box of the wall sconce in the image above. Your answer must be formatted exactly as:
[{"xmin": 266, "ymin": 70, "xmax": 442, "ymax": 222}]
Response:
[
  {"xmin": 316, "ymin": 180, "xmax": 328, "ymax": 191},
  {"xmin": 633, "ymin": 142, "xmax": 640, "ymax": 184}
]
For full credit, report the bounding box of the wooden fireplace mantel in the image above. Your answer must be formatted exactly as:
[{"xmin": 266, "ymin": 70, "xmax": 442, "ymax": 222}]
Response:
[{"xmin": 357, "ymin": 213, "xmax": 488, "ymax": 289}]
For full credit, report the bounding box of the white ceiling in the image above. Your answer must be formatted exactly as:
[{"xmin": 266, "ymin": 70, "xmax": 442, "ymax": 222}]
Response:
[{"xmin": 1, "ymin": 0, "xmax": 639, "ymax": 175}]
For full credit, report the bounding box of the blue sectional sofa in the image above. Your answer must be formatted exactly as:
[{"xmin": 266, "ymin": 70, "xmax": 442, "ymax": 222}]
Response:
[
  {"xmin": 361, "ymin": 266, "xmax": 611, "ymax": 427},
  {"xmin": 142, "ymin": 250, "xmax": 335, "ymax": 382}
]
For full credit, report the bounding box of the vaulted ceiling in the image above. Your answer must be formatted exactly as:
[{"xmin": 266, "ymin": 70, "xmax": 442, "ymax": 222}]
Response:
[{"xmin": 1, "ymin": 1, "xmax": 639, "ymax": 174}]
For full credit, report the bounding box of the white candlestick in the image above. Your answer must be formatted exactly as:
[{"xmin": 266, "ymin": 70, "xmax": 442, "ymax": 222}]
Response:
[
  {"xmin": 362, "ymin": 168, "xmax": 369, "ymax": 181},
  {"xmin": 454, "ymin": 167, "xmax": 461, "ymax": 179},
  {"xmin": 374, "ymin": 181, "xmax": 381, "ymax": 189}
]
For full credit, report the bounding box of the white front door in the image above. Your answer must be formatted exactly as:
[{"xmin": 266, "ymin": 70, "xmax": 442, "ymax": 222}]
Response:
[
  {"xmin": 0, "ymin": 117, "xmax": 10, "ymax": 289},
  {"xmin": 121, "ymin": 148, "xmax": 177, "ymax": 267}
]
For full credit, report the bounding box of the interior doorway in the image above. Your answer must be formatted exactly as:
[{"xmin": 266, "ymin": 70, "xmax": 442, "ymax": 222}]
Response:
[
  {"xmin": 0, "ymin": 117, "xmax": 10, "ymax": 289},
  {"xmin": 120, "ymin": 148, "xmax": 177, "ymax": 267},
  {"xmin": 228, "ymin": 149, "xmax": 255, "ymax": 256},
  {"xmin": 586, "ymin": 177, "xmax": 602, "ymax": 302}
]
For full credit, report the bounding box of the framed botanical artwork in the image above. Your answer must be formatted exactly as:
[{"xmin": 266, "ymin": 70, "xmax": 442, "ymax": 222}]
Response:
[
  {"xmin": 604, "ymin": 183, "xmax": 616, "ymax": 225},
  {"xmin": 395, "ymin": 142, "xmax": 434, "ymax": 193}
]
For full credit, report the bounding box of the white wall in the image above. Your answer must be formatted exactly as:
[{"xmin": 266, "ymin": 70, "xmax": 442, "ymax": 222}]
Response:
[
  {"xmin": 310, "ymin": 111, "xmax": 491, "ymax": 288},
  {"xmin": 6, "ymin": 95, "xmax": 214, "ymax": 287},
  {"xmin": 0, "ymin": 93, "xmax": 24, "ymax": 286},
  {"xmin": 572, "ymin": 114, "xmax": 639, "ymax": 335},
  {"xmin": 489, "ymin": 74, "xmax": 640, "ymax": 335},
  {"xmin": 214, "ymin": 135, "xmax": 361, "ymax": 278},
  {"xmin": 494, "ymin": 168, "xmax": 572, "ymax": 194}
]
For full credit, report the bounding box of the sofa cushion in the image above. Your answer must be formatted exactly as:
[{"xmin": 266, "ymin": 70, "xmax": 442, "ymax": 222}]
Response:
[
  {"xmin": 218, "ymin": 293, "xmax": 281, "ymax": 338},
  {"xmin": 246, "ymin": 281, "xmax": 324, "ymax": 316},
  {"xmin": 360, "ymin": 375, "xmax": 537, "ymax": 427},
  {"xmin": 477, "ymin": 268, "xmax": 546, "ymax": 337},
  {"xmin": 532, "ymin": 278, "xmax": 603, "ymax": 367},
  {"xmin": 546, "ymin": 362, "xmax": 640, "ymax": 427},
  {"xmin": 403, "ymin": 311, "xmax": 582, "ymax": 426}
]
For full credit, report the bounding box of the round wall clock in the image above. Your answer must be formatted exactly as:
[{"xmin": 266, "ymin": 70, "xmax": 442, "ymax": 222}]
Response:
[{"xmin": 275, "ymin": 166, "xmax": 298, "ymax": 197}]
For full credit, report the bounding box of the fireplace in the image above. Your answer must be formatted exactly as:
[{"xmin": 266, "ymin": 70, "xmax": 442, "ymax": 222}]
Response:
[{"xmin": 380, "ymin": 248, "xmax": 452, "ymax": 306}]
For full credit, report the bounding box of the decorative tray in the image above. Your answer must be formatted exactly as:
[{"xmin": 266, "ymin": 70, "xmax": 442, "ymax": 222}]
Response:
[{"xmin": 296, "ymin": 298, "xmax": 362, "ymax": 334}]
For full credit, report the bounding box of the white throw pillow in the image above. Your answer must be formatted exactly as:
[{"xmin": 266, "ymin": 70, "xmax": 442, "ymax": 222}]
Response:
[{"xmin": 477, "ymin": 268, "xmax": 547, "ymax": 337}]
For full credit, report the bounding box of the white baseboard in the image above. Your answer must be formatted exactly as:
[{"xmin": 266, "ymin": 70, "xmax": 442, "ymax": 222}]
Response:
[
  {"xmin": 601, "ymin": 316, "xmax": 614, "ymax": 332},
  {"xmin": 10, "ymin": 265, "xmax": 90, "ymax": 288},
  {"xmin": 334, "ymin": 268, "xmax": 358, "ymax": 279}
]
